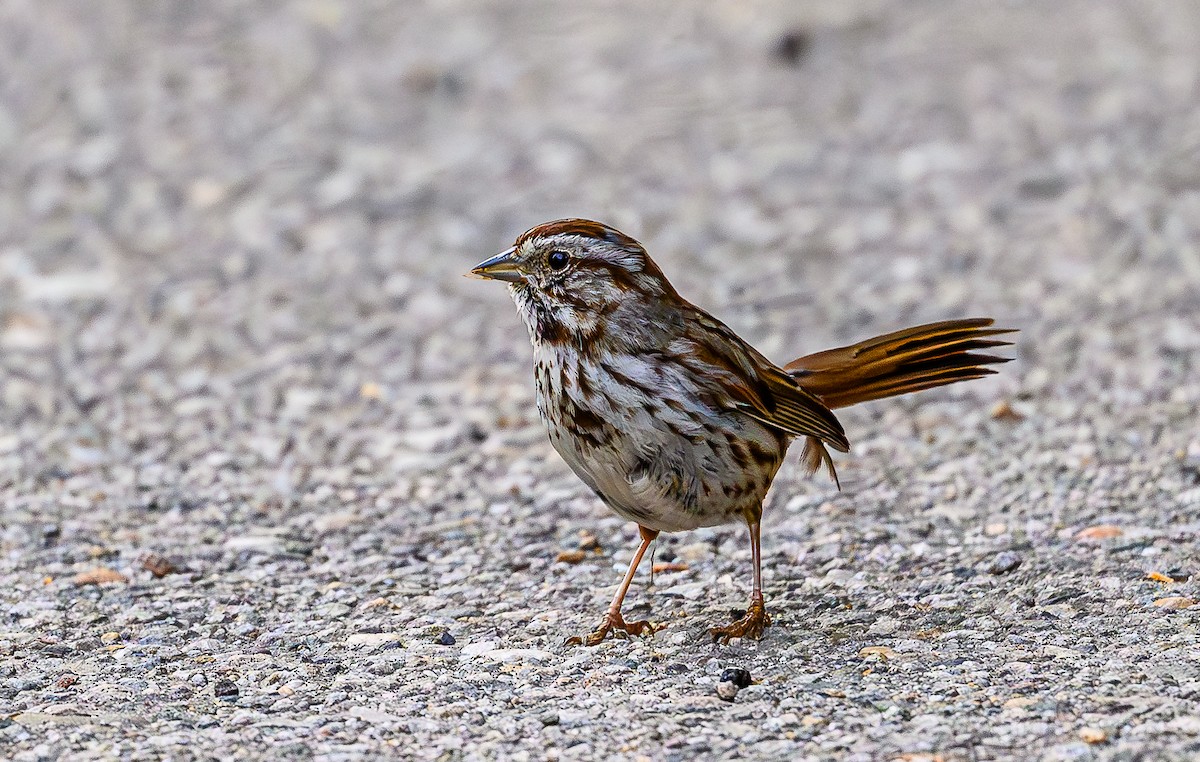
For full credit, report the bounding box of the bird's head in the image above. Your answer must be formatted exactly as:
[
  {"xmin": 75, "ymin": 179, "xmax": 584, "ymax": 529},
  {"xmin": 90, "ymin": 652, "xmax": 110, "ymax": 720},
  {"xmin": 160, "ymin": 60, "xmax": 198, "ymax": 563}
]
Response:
[{"xmin": 469, "ymin": 219, "xmax": 675, "ymax": 344}]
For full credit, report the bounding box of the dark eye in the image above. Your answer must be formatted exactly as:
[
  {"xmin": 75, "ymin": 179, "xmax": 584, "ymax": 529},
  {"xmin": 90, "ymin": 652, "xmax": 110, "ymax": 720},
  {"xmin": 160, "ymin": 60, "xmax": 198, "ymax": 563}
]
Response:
[{"xmin": 547, "ymin": 249, "xmax": 570, "ymax": 271}]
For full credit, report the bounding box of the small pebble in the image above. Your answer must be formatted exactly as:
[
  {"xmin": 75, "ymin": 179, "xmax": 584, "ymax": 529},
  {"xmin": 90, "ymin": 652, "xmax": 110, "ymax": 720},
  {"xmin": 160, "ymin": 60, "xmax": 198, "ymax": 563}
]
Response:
[
  {"xmin": 1076, "ymin": 525, "xmax": 1123, "ymax": 542},
  {"xmin": 437, "ymin": 631, "xmax": 457, "ymax": 646},
  {"xmin": 74, "ymin": 567, "xmax": 128, "ymax": 586},
  {"xmin": 716, "ymin": 680, "xmax": 740, "ymax": 702},
  {"xmin": 988, "ymin": 551, "xmax": 1023, "ymax": 575},
  {"xmin": 140, "ymin": 553, "xmax": 179, "ymax": 578},
  {"xmin": 213, "ymin": 678, "xmax": 239, "ymax": 702},
  {"xmin": 1153, "ymin": 597, "xmax": 1195, "ymax": 610},
  {"xmin": 716, "ymin": 667, "xmax": 752, "ymax": 701},
  {"xmin": 990, "ymin": 400, "xmax": 1025, "ymax": 421}
]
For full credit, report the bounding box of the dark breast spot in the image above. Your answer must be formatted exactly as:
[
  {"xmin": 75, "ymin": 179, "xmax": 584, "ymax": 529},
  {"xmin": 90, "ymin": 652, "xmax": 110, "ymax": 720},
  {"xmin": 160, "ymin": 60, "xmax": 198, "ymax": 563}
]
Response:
[
  {"xmin": 571, "ymin": 404, "xmax": 606, "ymax": 432},
  {"xmin": 728, "ymin": 440, "xmax": 752, "ymax": 470},
  {"xmin": 746, "ymin": 439, "xmax": 779, "ymax": 469},
  {"xmin": 575, "ymin": 367, "xmax": 595, "ymax": 400},
  {"xmin": 537, "ymin": 318, "xmax": 569, "ymax": 345},
  {"xmin": 561, "ymin": 399, "xmax": 609, "ymax": 449}
]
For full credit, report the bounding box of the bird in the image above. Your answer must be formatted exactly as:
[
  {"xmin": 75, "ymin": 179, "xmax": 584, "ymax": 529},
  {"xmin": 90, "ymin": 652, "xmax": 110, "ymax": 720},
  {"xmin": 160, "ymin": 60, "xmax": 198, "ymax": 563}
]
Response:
[{"xmin": 470, "ymin": 218, "xmax": 1014, "ymax": 645}]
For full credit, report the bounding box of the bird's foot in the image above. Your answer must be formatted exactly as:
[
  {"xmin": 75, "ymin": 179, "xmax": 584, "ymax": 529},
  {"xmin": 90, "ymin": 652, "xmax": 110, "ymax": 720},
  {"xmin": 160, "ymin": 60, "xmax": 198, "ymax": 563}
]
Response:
[
  {"xmin": 709, "ymin": 599, "xmax": 771, "ymax": 644},
  {"xmin": 566, "ymin": 611, "xmax": 662, "ymax": 646}
]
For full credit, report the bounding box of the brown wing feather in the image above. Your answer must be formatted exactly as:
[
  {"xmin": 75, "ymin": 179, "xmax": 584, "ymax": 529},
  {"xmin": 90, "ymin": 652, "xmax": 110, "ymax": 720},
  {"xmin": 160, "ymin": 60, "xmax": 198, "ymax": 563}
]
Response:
[
  {"xmin": 689, "ymin": 311, "xmax": 850, "ymax": 452},
  {"xmin": 755, "ymin": 366, "xmax": 850, "ymax": 452}
]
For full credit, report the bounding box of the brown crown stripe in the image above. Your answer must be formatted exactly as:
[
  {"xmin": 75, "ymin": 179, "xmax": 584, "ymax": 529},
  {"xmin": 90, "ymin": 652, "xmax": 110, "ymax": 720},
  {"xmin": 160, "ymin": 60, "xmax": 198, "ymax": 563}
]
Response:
[{"xmin": 516, "ymin": 219, "xmax": 641, "ymax": 249}]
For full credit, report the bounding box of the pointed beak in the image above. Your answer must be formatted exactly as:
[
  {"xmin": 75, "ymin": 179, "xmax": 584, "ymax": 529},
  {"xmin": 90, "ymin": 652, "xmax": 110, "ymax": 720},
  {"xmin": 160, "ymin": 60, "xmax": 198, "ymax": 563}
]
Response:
[{"xmin": 467, "ymin": 247, "xmax": 523, "ymax": 282}]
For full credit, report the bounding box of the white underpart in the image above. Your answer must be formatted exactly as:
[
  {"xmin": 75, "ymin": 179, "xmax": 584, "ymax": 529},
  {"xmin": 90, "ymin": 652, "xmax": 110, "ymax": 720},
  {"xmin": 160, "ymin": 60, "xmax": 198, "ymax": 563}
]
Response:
[{"xmin": 531, "ymin": 338, "xmax": 784, "ymax": 533}]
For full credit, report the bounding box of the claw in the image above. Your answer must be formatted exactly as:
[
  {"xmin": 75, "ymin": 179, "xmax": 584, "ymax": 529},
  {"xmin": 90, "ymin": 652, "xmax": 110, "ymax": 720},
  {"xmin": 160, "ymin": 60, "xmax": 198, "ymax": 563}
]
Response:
[
  {"xmin": 566, "ymin": 611, "xmax": 663, "ymax": 646},
  {"xmin": 709, "ymin": 599, "xmax": 771, "ymax": 644}
]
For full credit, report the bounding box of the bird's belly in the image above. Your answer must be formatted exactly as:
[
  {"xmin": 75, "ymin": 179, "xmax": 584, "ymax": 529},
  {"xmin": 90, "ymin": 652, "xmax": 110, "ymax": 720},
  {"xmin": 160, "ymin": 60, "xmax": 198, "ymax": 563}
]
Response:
[
  {"xmin": 543, "ymin": 401, "xmax": 785, "ymax": 533},
  {"xmin": 547, "ymin": 431, "xmax": 726, "ymax": 532},
  {"xmin": 532, "ymin": 346, "xmax": 788, "ymax": 532},
  {"xmin": 573, "ymin": 452, "xmax": 721, "ymax": 532}
]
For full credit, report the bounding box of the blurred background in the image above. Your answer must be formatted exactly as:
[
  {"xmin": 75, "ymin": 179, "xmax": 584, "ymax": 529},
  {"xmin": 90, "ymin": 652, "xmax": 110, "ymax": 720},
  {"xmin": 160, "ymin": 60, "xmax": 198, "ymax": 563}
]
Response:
[
  {"xmin": 2, "ymin": 1, "xmax": 1197, "ymax": 484},
  {"xmin": 2, "ymin": 1, "xmax": 1200, "ymax": 757}
]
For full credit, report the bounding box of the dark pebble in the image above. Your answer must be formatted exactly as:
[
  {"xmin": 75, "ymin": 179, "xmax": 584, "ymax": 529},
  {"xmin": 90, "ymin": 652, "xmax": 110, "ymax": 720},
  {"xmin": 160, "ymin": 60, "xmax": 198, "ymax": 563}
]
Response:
[
  {"xmin": 437, "ymin": 631, "xmax": 456, "ymax": 646},
  {"xmin": 213, "ymin": 678, "xmax": 239, "ymax": 702},
  {"xmin": 719, "ymin": 668, "xmax": 752, "ymax": 689},
  {"xmin": 773, "ymin": 29, "xmax": 811, "ymax": 66},
  {"xmin": 1018, "ymin": 174, "xmax": 1069, "ymax": 199}
]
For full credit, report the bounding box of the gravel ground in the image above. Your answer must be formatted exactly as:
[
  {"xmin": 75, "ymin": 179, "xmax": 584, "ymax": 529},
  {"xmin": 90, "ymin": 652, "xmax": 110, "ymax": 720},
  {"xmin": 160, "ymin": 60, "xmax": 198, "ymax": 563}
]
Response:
[{"xmin": 2, "ymin": 1, "xmax": 1200, "ymax": 759}]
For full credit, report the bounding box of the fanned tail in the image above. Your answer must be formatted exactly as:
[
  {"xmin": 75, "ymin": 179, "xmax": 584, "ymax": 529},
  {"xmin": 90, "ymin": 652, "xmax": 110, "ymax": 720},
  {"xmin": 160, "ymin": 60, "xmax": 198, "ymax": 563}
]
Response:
[{"xmin": 785, "ymin": 318, "xmax": 1016, "ymax": 410}]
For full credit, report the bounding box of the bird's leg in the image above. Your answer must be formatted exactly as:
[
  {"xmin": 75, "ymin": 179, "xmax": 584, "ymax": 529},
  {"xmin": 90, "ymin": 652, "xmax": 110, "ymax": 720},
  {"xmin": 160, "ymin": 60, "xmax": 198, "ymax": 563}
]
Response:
[
  {"xmin": 567, "ymin": 525, "xmax": 661, "ymax": 646},
  {"xmin": 710, "ymin": 514, "xmax": 771, "ymax": 643}
]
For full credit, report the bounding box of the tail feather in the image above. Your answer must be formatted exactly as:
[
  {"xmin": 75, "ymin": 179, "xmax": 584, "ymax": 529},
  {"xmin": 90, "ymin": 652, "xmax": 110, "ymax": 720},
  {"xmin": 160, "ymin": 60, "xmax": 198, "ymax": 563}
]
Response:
[
  {"xmin": 801, "ymin": 436, "xmax": 840, "ymax": 489},
  {"xmin": 785, "ymin": 318, "xmax": 1016, "ymax": 410}
]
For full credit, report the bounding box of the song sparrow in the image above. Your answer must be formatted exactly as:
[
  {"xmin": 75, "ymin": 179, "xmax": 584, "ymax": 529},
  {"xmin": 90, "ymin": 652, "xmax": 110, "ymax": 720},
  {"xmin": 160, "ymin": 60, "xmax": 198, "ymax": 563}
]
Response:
[{"xmin": 471, "ymin": 219, "xmax": 1014, "ymax": 645}]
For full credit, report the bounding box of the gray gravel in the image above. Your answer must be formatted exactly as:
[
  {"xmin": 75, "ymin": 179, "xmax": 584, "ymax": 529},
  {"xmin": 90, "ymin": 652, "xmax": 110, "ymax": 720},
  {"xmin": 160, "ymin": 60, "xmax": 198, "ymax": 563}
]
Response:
[{"xmin": 3, "ymin": 1, "xmax": 1200, "ymax": 760}]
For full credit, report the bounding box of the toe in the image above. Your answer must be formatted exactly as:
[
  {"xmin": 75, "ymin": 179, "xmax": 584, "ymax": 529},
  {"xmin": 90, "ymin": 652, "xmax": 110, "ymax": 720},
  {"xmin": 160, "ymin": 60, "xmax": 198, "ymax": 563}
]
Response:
[
  {"xmin": 708, "ymin": 626, "xmax": 733, "ymax": 644},
  {"xmin": 582, "ymin": 626, "xmax": 611, "ymax": 646},
  {"xmin": 623, "ymin": 619, "xmax": 649, "ymax": 636}
]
